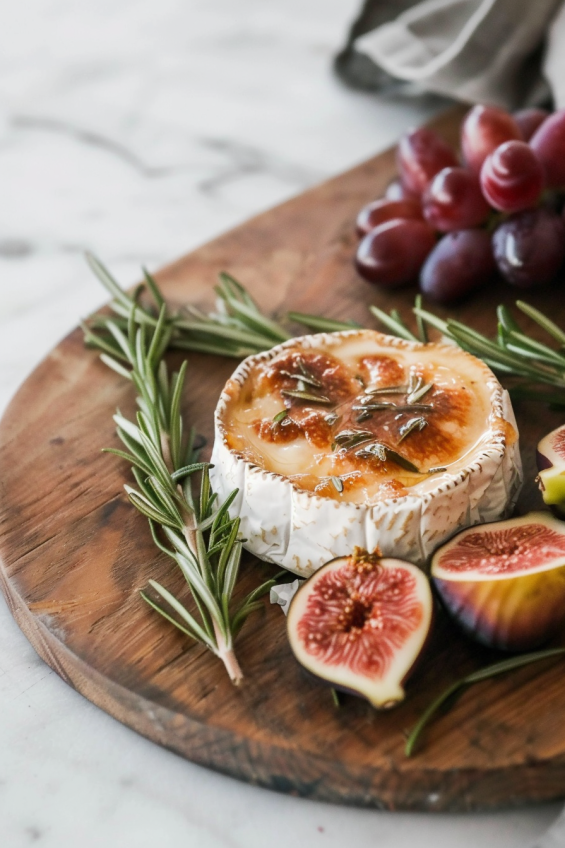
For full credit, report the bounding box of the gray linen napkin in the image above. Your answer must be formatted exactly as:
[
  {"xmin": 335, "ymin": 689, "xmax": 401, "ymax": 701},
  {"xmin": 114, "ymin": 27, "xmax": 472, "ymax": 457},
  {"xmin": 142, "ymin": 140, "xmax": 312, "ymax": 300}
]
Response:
[{"xmin": 338, "ymin": 0, "xmax": 565, "ymax": 108}]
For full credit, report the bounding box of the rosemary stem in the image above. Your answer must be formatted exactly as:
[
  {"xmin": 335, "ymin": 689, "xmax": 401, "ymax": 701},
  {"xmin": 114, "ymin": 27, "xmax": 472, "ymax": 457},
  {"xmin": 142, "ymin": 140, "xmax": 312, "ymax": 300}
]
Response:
[
  {"xmin": 213, "ymin": 621, "xmax": 243, "ymax": 685},
  {"xmin": 182, "ymin": 521, "xmax": 199, "ymax": 561},
  {"xmin": 181, "ymin": 516, "xmax": 242, "ymax": 678}
]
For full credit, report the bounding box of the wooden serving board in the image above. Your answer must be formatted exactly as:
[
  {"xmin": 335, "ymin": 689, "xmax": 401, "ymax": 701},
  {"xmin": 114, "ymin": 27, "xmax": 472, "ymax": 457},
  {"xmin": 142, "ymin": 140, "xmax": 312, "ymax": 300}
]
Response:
[{"xmin": 2, "ymin": 109, "xmax": 565, "ymax": 812}]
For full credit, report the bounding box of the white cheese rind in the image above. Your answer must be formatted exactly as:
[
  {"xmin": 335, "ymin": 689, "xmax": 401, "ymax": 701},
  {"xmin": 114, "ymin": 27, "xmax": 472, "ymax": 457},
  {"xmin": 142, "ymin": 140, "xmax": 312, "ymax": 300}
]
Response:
[{"xmin": 209, "ymin": 331, "xmax": 523, "ymax": 576}]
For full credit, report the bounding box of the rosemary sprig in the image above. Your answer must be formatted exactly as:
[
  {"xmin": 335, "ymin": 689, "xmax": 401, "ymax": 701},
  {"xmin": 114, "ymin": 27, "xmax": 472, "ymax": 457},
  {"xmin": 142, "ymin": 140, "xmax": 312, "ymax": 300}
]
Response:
[
  {"xmin": 83, "ymin": 254, "xmax": 290, "ymax": 361},
  {"xmin": 176, "ymin": 272, "xmax": 291, "ymax": 355},
  {"xmin": 405, "ymin": 647, "xmax": 565, "ymax": 757},
  {"xmin": 87, "ymin": 292, "xmax": 280, "ymax": 684},
  {"xmin": 368, "ymin": 297, "xmax": 565, "ymax": 401}
]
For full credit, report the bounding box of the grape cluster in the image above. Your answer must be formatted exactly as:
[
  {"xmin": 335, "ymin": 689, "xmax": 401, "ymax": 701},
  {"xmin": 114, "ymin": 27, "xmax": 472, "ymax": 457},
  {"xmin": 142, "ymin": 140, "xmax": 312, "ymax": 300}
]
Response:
[{"xmin": 355, "ymin": 105, "xmax": 565, "ymax": 303}]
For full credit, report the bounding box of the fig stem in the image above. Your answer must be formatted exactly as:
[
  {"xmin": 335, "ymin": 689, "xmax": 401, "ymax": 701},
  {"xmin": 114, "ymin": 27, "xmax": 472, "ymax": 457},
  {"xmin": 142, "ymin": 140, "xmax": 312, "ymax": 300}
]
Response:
[{"xmin": 405, "ymin": 647, "xmax": 565, "ymax": 757}]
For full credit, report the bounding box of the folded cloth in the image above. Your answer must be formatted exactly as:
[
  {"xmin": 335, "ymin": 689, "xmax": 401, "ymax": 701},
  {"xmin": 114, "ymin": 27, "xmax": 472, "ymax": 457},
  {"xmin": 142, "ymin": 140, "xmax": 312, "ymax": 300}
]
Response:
[{"xmin": 337, "ymin": 0, "xmax": 565, "ymax": 108}]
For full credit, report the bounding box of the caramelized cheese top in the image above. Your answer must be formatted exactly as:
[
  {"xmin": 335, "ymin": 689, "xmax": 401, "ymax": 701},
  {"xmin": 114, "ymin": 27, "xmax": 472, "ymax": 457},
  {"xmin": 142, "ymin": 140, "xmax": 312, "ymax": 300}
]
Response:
[{"xmin": 220, "ymin": 334, "xmax": 509, "ymax": 504}]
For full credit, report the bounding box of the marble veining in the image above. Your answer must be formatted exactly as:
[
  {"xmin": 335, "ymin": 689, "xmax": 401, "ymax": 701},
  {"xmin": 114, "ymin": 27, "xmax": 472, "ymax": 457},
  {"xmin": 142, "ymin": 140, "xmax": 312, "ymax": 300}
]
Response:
[{"xmin": 0, "ymin": 0, "xmax": 562, "ymax": 845}]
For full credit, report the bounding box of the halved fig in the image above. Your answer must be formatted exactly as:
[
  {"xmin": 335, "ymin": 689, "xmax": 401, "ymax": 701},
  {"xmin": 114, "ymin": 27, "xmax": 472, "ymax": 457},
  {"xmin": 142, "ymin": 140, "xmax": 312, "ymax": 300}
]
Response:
[
  {"xmin": 431, "ymin": 513, "xmax": 565, "ymax": 651},
  {"xmin": 537, "ymin": 423, "xmax": 565, "ymax": 517},
  {"xmin": 286, "ymin": 548, "xmax": 433, "ymax": 708}
]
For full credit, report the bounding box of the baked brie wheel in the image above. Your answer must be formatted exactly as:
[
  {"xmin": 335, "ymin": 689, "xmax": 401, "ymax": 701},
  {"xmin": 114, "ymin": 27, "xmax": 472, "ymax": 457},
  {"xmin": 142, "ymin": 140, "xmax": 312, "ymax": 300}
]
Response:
[{"xmin": 209, "ymin": 330, "xmax": 522, "ymax": 577}]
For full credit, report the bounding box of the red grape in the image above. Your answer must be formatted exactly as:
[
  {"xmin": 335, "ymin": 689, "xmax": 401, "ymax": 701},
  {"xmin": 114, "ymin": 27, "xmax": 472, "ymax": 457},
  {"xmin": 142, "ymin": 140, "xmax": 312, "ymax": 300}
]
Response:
[
  {"xmin": 396, "ymin": 128, "xmax": 458, "ymax": 196},
  {"xmin": 385, "ymin": 178, "xmax": 418, "ymax": 201},
  {"xmin": 419, "ymin": 229, "xmax": 496, "ymax": 303},
  {"xmin": 356, "ymin": 198, "xmax": 422, "ymax": 237},
  {"xmin": 422, "ymin": 166, "xmax": 490, "ymax": 232},
  {"xmin": 356, "ymin": 219, "xmax": 436, "ymax": 287},
  {"xmin": 461, "ymin": 105, "xmax": 521, "ymax": 173},
  {"xmin": 513, "ymin": 108, "xmax": 549, "ymax": 141},
  {"xmin": 530, "ymin": 109, "xmax": 565, "ymax": 188},
  {"xmin": 480, "ymin": 141, "xmax": 544, "ymax": 212},
  {"xmin": 492, "ymin": 207, "xmax": 565, "ymax": 287}
]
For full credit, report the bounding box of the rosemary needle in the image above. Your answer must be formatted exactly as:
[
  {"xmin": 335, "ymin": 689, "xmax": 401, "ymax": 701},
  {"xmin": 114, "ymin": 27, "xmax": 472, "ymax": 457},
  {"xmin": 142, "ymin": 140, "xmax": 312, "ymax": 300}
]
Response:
[
  {"xmin": 331, "ymin": 688, "xmax": 342, "ymax": 707},
  {"xmin": 354, "ymin": 441, "xmax": 421, "ymax": 473},
  {"xmin": 334, "ymin": 430, "xmax": 374, "ymax": 449},
  {"xmin": 281, "ymin": 389, "xmax": 332, "ymax": 404},
  {"xmin": 397, "ymin": 417, "xmax": 427, "ymax": 444},
  {"xmin": 280, "ymin": 370, "xmax": 322, "ymax": 388},
  {"xmin": 330, "ymin": 476, "xmax": 344, "ymax": 493}
]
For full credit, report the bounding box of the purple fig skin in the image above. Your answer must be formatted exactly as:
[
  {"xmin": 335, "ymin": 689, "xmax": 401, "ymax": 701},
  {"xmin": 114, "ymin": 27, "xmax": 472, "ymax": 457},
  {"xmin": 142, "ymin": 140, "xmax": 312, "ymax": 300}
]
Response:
[
  {"xmin": 287, "ymin": 552, "xmax": 434, "ymax": 709},
  {"xmin": 431, "ymin": 513, "xmax": 565, "ymax": 651},
  {"xmin": 536, "ymin": 447, "xmax": 553, "ymax": 471},
  {"xmin": 433, "ymin": 570, "xmax": 565, "ymax": 651}
]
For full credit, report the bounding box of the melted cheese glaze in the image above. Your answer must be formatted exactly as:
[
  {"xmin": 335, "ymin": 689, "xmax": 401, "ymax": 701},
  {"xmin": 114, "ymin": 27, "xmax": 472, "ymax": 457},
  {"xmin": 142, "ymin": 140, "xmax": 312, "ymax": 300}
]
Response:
[{"xmin": 222, "ymin": 334, "xmax": 508, "ymax": 505}]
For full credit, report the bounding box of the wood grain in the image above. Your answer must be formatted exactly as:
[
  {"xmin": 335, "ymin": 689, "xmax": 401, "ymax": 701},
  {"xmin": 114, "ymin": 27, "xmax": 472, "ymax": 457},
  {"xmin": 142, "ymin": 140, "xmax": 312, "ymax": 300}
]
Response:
[{"xmin": 2, "ymin": 108, "xmax": 565, "ymax": 811}]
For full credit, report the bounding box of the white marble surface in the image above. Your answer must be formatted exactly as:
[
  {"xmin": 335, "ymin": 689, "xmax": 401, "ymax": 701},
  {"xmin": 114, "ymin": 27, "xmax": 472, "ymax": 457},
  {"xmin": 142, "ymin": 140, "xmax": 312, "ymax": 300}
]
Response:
[{"xmin": 0, "ymin": 1, "xmax": 563, "ymax": 845}]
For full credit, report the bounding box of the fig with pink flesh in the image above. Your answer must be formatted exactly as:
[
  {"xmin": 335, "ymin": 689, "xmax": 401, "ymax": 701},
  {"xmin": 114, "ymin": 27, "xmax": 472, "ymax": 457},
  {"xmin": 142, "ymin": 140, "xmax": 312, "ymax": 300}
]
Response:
[
  {"xmin": 537, "ymin": 423, "xmax": 565, "ymax": 517},
  {"xmin": 431, "ymin": 513, "xmax": 565, "ymax": 651},
  {"xmin": 286, "ymin": 549, "xmax": 433, "ymax": 708}
]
